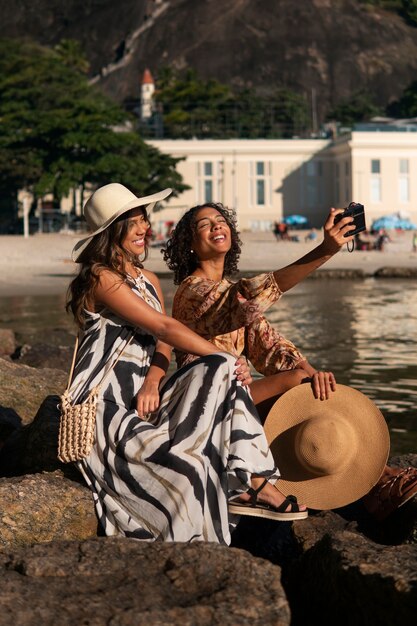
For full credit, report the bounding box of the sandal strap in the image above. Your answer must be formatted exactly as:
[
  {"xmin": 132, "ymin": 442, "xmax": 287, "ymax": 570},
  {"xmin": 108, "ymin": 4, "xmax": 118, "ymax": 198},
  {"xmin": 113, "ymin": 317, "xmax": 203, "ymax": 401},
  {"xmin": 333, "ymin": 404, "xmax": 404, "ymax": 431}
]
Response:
[
  {"xmin": 275, "ymin": 494, "xmax": 299, "ymax": 513},
  {"xmin": 246, "ymin": 478, "xmax": 269, "ymax": 505}
]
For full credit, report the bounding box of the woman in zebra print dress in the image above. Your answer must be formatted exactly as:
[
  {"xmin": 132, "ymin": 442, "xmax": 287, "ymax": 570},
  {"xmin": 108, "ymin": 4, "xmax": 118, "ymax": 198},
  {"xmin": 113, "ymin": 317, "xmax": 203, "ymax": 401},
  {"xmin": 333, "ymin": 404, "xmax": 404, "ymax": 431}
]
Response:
[{"xmin": 66, "ymin": 183, "xmax": 307, "ymax": 544}]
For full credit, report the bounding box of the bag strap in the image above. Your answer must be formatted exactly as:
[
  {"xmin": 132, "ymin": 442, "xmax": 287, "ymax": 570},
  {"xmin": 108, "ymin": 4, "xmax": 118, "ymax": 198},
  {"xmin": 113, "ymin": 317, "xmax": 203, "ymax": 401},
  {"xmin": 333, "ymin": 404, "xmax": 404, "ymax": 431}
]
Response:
[{"xmin": 65, "ymin": 331, "xmax": 135, "ymax": 393}]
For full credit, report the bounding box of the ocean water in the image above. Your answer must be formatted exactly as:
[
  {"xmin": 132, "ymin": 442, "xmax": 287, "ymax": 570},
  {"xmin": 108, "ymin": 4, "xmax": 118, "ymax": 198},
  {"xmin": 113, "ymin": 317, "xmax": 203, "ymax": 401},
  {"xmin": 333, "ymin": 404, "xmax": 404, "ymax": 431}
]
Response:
[{"xmin": 0, "ymin": 277, "xmax": 415, "ymax": 455}]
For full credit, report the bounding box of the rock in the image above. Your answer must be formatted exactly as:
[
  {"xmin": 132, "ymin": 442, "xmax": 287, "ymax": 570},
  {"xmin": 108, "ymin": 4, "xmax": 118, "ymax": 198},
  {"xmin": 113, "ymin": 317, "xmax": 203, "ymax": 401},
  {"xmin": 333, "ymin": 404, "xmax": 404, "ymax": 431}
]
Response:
[
  {"xmin": 0, "ymin": 395, "xmax": 70, "ymax": 477},
  {"xmin": 281, "ymin": 456, "xmax": 417, "ymax": 625},
  {"xmin": 0, "ymin": 357, "xmax": 66, "ymax": 425},
  {"xmin": 0, "ymin": 537, "xmax": 290, "ymax": 625},
  {"xmin": 15, "ymin": 327, "xmax": 76, "ymax": 349},
  {"xmin": 0, "ymin": 328, "xmax": 16, "ymax": 357},
  {"xmin": 284, "ymin": 528, "xmax": 417, "ymax": 626},
  {"xmin": 15, "ymin": 343, "xmax": 73, "ymax": 375},
  {"xmin": 0, "ymin": 471, "xmax": 97, "ymax": 550},
  {"xmin": 16, "ymin": 342, "xmax": 72, "ymax": 371},
  {"xmin": 374, "ymin": 267, "xmax": 417, "ymax": 278}
]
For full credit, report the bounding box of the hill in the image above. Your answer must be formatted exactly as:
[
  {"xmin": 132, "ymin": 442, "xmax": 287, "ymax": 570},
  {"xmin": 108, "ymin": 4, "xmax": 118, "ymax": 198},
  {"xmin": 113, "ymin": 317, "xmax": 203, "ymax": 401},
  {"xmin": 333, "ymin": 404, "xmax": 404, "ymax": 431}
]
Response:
[{"xmin": 1, "ymin": 0, "xmax": 417, "ymax": 122}]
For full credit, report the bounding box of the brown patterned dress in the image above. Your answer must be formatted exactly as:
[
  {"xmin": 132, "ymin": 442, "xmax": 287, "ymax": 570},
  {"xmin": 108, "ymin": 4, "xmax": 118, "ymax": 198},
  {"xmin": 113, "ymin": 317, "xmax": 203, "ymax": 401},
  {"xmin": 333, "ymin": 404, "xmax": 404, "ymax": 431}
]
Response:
[{"xmin": 172, "ymin": 272, "xmax": 305, "ymax": 374}]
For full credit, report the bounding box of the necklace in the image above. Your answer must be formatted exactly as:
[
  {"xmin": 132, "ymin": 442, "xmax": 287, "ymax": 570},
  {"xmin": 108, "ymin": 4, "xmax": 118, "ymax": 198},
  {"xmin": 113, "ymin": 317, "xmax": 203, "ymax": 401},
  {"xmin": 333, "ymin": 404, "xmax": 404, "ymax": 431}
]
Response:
[{"xmin": 135, "ymin": 270, "xmax": 152, "ymax": 305}]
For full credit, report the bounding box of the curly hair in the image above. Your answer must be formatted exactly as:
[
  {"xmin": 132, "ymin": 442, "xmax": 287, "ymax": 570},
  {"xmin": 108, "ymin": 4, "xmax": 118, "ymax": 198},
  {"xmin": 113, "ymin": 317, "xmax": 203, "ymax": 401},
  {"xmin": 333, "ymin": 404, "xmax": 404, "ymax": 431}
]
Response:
[
  {"xmin": 162, "ymin": 202, "xmax": 242, "ymax": 284},
  {"xmin": 67, "ymin": 207, "xmax": 150, "ymax": 328}
]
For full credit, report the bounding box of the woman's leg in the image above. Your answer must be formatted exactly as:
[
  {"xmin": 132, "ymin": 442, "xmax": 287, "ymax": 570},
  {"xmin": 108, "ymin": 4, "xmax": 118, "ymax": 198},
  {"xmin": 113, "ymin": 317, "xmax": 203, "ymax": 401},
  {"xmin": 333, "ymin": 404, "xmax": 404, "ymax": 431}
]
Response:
[
  {"xmin": 249, "ymin": 368, "xmax": 310, "ymax": 423},
  {"xmin": 242, "ymin": 475, "xmax": 307, "ymax": 512}
]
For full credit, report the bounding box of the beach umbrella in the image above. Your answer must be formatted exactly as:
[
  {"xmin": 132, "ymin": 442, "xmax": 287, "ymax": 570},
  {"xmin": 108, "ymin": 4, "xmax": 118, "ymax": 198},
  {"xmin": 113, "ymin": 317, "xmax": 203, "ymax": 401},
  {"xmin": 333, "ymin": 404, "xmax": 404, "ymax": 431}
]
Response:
[
  {"xmin": 371, "ymin": 215, "xmax": 417, "ymax": 230},
  {"xmin": 283, "ymin": 214, "xmax": 308, "ymax": 225}
]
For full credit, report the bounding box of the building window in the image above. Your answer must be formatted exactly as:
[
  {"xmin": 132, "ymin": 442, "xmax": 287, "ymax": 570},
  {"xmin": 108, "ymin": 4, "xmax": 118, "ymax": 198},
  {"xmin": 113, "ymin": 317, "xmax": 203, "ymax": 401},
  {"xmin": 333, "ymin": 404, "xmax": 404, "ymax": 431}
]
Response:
[
  {"xmin": 371, "ymin": 177, "xmax": 382, "ymax": 203},
  {"xmin": 399, "ymin": 159, "xmax": 410, "ymax": 203},
  {"xmin": 251, "ymin": 161, "xmax": 271, "ymax": 206},
  {"xmin": 197, "ymin": 161, "xmax": 218, "ymax": 203},
  {"xmin": 305, "ymin": 160, "xmax": 319, "ymax": 208},
  {"xmin": 370, "ymin": 159, "xmax": 381, "ymax": 203},
  {"xmin": 371, "ymin": 159, "xmax": 380, "ymax": 174}
]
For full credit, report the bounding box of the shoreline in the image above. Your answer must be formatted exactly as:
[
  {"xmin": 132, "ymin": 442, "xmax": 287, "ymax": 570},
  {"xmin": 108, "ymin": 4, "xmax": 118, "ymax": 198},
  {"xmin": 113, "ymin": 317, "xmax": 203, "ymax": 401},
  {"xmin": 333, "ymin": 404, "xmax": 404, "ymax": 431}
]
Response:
[{"xmin": 1, "ymin": 230, "xmax": 416, "ymax": 296}]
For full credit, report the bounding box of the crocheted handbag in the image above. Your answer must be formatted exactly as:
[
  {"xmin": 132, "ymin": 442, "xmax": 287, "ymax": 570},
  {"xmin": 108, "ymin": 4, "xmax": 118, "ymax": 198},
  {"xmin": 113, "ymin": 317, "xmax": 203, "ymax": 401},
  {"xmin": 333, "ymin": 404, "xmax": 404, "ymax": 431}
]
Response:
[{"xmin": 58, "ymin": 333, "xmax": 134, "ymax": 463}]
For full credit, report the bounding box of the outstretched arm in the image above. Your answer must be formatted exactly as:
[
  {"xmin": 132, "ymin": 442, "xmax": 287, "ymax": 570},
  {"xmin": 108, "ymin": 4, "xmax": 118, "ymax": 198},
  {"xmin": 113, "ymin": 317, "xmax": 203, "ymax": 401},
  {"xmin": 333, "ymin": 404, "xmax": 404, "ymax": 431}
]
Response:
[
  {"xmin": 94, "ymin": 270, "xmax": 220, "ymax": 358},
  {"xmin": 273, "ymin": 208, "xmax": 354, "ymax": 293}
]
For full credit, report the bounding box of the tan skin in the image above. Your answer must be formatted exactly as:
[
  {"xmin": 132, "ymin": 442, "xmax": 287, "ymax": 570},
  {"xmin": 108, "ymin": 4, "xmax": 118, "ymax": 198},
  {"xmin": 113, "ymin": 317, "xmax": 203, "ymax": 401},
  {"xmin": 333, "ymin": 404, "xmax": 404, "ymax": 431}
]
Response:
[
  {"xmin": 190, "ymin": 206, "xmax": 357, "ymax": 423},
  {"xmin": 92, "ymin": 207, "xmax": 300, "ymax": 513}
]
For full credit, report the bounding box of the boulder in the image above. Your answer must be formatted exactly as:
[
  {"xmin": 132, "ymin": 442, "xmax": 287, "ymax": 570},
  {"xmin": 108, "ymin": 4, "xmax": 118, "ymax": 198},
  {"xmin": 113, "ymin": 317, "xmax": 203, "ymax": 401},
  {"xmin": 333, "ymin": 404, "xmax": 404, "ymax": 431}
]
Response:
[
  {"xmin": 284, "ymin": 526, "xmax": 417, "ymax": 626},
  {"xmin": 0, "ymin": 395, "xmax": 69, "ymax": 477},
  {"xmin": 281, "ymin": 456, "xmax": 417, "ymax": 626},
  {"xmin": 14, "ymin": 327, "xmax": 76, "ymax": 348},
  {"xmin": 0, "ymin": 328, "xmax": 16, "ymax": 357},
  {"xmin": 374, "ymin": 267, "xmax": 417, "ymax": 278},
  {"xmin": 16, "ymin": 342, "xmax": 73, "ymax": 371},
  {"xmin": 0, "ymin": 538, "xmax": 290, "ymax": 625},
  {"xmin": 0, "ymin": 357, "xmax": 66, "ymax": 426},
  {"xmin": 0, "ymin": 471, "xmax": 97, "ymax": 550}
]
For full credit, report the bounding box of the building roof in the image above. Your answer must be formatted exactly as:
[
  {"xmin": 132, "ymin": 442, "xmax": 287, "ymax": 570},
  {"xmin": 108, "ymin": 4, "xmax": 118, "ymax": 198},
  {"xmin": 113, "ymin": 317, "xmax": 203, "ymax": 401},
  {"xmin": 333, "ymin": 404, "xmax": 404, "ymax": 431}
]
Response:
[{"xmin": 141, "ymin": 68, "xmax": 154, "ymax": 85}]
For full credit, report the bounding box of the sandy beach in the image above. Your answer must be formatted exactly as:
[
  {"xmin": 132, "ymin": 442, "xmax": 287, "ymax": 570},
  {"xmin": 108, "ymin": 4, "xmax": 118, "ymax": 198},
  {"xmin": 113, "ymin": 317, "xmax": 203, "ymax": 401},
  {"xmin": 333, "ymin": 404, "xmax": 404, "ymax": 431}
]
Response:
[{"xmin": 1, "ymin": 229, "xmax": 416, "ymax": 297}]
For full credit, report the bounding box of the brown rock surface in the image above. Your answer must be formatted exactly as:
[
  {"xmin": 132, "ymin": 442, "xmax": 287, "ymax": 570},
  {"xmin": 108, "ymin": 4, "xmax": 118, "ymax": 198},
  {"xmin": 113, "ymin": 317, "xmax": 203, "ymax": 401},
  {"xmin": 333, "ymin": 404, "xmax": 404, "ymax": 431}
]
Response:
[
  {"xmin": 0, "ymin": 328, "xmax": 16, "ymax": 357},
  {"xmin": 16, "ymin": 342, "xmax": 72, "ymax": 371},
  {"xmin": 285, "ymin": 528, "xmax": 417, "ymax": 626},
  {"xmin": 0, "ymin": 357, "xmax": 66, "ymax": 425},
  {"xmin": 283, "ymin": 456, "xmax": 417, "ymax": 626},
  {"xmin": 0, "ymin": 538, "xmax": 290, "ymax": 625},
  {"xmin": 0, "ymin": 395, "xmax": 69, "ymax": 477},
  {"xmin": 0, "ymin": 471, "xmax": 97, "ymax": 551}
]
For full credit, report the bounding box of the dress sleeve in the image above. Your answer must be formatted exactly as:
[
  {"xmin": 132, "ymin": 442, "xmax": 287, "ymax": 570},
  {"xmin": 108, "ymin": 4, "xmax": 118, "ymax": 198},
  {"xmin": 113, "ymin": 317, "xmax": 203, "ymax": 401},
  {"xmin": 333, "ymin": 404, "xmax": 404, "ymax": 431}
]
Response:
[
  {"xmin": 172, "ymin": 273, "xmax": 282, "ymax": 337},
  {"xmin": 245, "ymin": 316, "xmax": 305, "ymax": 375}
]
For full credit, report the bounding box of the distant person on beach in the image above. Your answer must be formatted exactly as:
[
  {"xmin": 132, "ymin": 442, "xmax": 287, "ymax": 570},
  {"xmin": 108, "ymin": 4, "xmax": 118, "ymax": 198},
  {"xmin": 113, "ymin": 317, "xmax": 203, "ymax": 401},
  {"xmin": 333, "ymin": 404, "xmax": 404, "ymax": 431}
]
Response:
[
  {"xmin": 64, "ymin": 183, "xmax": 309, "ymax": 544},
  {"xmin": 374, "ymin": 229, "xmax": 390, "ymax": 252},
  {"xmin": 162, "ymin": 201, "xmax": 417, "ymax": 521},
  {"xmin": 304, "ymin": 229, "xmax": 318, "ymax": 243},
  {"xmin": 412, "ymin": 232, "xmax": 417, "ymax": 253}
]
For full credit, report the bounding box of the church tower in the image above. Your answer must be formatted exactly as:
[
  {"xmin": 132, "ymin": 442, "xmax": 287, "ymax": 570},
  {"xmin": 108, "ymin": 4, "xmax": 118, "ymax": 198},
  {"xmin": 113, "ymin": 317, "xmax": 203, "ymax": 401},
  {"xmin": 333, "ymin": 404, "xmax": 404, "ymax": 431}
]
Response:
[{"xmin": 141, "ymin": 68, "xmax": 155, "ymax": 120}]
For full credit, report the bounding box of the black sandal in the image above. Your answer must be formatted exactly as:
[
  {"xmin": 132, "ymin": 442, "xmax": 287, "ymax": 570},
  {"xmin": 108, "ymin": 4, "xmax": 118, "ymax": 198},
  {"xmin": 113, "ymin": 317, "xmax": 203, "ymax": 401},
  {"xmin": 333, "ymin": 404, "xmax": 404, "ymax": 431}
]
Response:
[{"xmin": 228, "ymin": 478, "xmax": 308, "ymax": 521}]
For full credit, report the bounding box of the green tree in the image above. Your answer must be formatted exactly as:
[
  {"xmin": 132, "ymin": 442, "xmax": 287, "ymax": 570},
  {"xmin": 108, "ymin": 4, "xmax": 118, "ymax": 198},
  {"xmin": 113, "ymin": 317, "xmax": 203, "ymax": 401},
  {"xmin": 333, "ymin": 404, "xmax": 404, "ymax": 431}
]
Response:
[
  {"xmin": 0, "ymin": 38, "xmax": 187, "ymax": 217},
  {"xmin": 401, "ymin": 0, "xmax": 417, "ymax": 25},
  {"xmin": 268, "ymin": 88, "xmax": 310, "ymax": 138},
  {"xmin": 151, "ymin": 67, "xmax": 310, "ymax": 139},
  {"xmin": 153, "ymin": 67, "xmax": 235, "ymax": 138},
  {"xmin": 386, "ymin": 79, "xmax": 417, "ymax": 116},
  {"xmin": 326, "ymin": 91, "xmax": 382, "ymax": 125}
]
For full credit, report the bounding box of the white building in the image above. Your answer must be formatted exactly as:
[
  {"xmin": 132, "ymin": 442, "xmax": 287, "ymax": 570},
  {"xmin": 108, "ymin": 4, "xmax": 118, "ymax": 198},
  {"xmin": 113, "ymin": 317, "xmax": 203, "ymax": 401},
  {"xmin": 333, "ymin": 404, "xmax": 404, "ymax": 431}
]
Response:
[{"xmin": 148, "ymin": 127, "xmax": 417, "ymax": 233}]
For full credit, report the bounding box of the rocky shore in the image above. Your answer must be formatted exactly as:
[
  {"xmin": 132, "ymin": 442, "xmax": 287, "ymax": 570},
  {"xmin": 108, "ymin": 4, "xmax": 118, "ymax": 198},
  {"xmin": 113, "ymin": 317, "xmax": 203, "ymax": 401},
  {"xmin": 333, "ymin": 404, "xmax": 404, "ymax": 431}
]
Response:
[{"xmin": 0, "ymin": 327, "xmax": 416, "ymax": 625}]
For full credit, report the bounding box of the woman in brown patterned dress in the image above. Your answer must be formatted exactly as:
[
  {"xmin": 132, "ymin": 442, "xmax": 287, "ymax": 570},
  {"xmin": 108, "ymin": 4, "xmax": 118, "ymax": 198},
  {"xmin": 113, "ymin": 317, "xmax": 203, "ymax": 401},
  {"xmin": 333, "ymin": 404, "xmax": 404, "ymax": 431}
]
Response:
[
  {"xmin": 163, "ymin": 203, "xmax": 417, "ymax": 521},
  {"xmin": 163, "ymin": 203, "xmax": 354, "ymax": 422}
]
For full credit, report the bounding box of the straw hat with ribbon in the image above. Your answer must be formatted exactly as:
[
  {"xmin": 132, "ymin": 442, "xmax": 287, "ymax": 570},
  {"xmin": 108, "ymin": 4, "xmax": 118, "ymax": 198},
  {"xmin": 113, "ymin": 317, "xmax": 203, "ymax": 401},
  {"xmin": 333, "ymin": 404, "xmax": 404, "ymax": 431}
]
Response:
[
  {"xmin": 72, "ymin": 183, "xmax": 172, "ymax": 262},
  {"xmin": 264, "ymin": 384, "xmax": 390, "ymax": 510}
]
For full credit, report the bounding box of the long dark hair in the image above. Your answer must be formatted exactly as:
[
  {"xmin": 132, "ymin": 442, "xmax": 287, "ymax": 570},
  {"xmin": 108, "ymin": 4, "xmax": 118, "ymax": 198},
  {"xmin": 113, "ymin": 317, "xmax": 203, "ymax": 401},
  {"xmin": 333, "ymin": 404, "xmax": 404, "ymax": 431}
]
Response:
[
  {"xmin": 67, "ymin": 207, "xmax": 150, "ymax": 328},
  {"xmin": 162, "ymin": 202, "xmax": 242, "ymax": 284}
]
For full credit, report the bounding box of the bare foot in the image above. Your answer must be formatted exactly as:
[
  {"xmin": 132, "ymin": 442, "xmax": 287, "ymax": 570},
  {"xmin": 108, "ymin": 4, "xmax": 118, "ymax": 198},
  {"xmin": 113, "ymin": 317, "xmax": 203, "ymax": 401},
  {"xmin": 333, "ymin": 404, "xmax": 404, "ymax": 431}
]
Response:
[{"xmin": 239, "ymin": 476, "xmax": 307, "ymax": 512}]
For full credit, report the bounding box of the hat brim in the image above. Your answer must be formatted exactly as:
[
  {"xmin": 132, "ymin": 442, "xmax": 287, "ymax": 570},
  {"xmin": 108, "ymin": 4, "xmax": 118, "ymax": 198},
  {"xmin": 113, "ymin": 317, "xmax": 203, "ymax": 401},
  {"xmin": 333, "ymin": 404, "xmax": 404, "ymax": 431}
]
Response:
[
  {"xmin": 264, "ymin": 384, "xmax": 390, "ymax": 510},
  {"xmin": 71, "ymin": 187, "xmax": 172, "ymax": 262}
]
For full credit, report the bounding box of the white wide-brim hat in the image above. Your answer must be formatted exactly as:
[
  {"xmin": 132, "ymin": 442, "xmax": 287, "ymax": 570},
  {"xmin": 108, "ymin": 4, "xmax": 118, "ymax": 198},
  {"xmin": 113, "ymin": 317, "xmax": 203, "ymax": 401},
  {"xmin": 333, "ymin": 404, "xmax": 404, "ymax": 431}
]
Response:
[
  {"xmin": 264, "ymin": 384, "xmax": 390, "ymax": 510},
  {"xmin": 72, "ymin": 183, "xmax": 172, "ymax": 261}
]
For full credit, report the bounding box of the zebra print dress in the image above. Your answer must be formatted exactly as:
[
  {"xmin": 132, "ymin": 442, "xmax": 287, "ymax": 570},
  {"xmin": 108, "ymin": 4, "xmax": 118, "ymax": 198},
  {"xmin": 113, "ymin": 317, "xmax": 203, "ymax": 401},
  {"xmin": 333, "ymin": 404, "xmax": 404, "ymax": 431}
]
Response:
[{"xmin": 69, "ymin": 272, "xmax": 279, "ymax": 544}]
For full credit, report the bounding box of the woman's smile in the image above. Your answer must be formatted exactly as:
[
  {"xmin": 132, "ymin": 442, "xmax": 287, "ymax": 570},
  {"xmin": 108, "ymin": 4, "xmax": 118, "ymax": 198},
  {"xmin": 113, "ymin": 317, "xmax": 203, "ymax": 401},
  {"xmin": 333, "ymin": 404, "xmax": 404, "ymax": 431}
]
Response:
[
  {"xmin": 122, "ymin": 208, "xmax": 149, "ymax": 255},
  {"xmin": 193, "ymin": 207, "xmax": 231, "ymax": 258}
]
